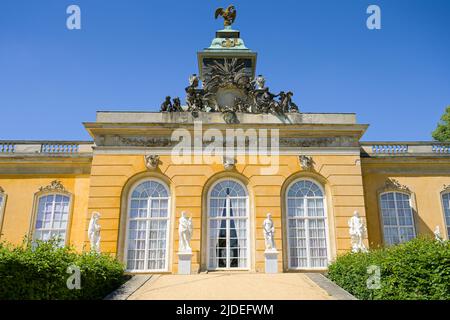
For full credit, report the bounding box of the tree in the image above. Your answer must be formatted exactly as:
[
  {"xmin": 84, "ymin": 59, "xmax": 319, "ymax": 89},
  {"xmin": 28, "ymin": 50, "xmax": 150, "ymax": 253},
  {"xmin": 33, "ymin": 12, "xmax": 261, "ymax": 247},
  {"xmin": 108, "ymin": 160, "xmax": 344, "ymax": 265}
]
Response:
[{"xmin": 432, "ymin": 106, "xmax": 450, "ymax": 142}]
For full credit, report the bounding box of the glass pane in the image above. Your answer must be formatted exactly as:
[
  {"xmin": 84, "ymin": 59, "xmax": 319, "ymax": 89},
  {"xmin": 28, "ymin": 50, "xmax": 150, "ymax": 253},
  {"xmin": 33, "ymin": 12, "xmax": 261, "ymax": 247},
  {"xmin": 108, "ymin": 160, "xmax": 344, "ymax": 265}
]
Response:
[
  {"xmin": 380, "ymin": 192, "xmax": 416, "ymax": 245},
  {"xmin": 286, "ymin": 180, "xmax": 328, "ymax": 269},
  {"xmin": 34, "ymin": 194, "xmax": 69, "ymax": 246},
  {"xmin": 442, "ymin": 193, "xmax": 450, "ymax": 237},
  {"xmin": 208, "ymin": 180, "xmax": 248, "ymax": 269},
  {"xmin": 127, "ymin": 180, "xmax": 170, "ymax": 271}
]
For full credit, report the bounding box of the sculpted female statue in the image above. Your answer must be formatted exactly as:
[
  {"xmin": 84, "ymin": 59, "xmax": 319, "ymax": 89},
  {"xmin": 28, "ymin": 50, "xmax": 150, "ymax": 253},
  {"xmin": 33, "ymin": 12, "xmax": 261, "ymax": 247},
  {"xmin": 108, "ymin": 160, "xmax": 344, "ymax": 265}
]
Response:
[
  {"xmin": 348, "ymin": 211, "xmax": 368, "ymax": 253},
  {"xmin": 178, "ymin": 211, "xmax": 193, "ymax": 253},
  {"xmin": 88, "ymin": 211, "xmax": 101, "ymax": 253},
  {"xmin": 263, "ymin": 213, "xmax": 276, "ymax": 251}
]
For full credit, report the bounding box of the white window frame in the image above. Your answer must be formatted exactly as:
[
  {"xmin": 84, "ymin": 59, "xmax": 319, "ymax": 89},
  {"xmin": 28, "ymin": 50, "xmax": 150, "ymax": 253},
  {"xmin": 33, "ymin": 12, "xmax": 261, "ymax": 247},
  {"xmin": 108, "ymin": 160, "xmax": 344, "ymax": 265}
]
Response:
[
  {"xmin": 123, "ymin": 178, "xmax": 171, "ymax": 273},
  {"xmin": 440, "ymin": 191, "xmax": 450, "ymax": 239},
  {"xmin": 0, "ymin": 188, "xmax": 7, "ymax": 238},
  {"xmin": 379, "ymin": 191, "xmax": 417, "ymax": 246},
  {"xmin": 285, "ymin": 178, "xmax": 331, "ymax": 271},
  {"xmin": 31, "ymin": 192, "xmax": 73, "ymax": 247},
  {"xmin": 207, "ymin": 178, "xmax": 250, "ymax": 271}
]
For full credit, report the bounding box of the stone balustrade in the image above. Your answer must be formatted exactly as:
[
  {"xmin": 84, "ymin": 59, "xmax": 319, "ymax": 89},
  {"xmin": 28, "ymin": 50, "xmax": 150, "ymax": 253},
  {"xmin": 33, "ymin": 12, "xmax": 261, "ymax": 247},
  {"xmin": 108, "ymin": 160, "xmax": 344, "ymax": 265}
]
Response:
[
  {"xmin": 361, "ymin": 142, "xmax": 450, "ymax": 156},
  {"xmin": 2, "ymin": 140, "xmax": 450, "ymax": 157},
  {"xmin": 0, "ymin": 141, "xmax": 93, "ymax": 155}
]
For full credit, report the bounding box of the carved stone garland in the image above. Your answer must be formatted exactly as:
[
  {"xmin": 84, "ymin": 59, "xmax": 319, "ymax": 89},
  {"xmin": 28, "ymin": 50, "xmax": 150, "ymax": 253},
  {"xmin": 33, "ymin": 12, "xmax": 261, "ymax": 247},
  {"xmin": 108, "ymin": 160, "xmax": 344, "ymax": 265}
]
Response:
[
  {"xmin": 380, "ymin": 178, "xmax": 411, "ymax": 193},
  {"xmin": 39, "ymin": 180, "xmax": 67, "ymax": 193}
]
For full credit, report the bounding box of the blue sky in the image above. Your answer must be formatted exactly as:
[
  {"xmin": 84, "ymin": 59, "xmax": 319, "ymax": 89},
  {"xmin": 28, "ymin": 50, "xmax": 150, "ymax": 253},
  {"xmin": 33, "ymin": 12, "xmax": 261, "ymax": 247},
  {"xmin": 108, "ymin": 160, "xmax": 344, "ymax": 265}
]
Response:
[{"xmin": 0, "ymin": 0, "xmax": 449, "ymax": 141}]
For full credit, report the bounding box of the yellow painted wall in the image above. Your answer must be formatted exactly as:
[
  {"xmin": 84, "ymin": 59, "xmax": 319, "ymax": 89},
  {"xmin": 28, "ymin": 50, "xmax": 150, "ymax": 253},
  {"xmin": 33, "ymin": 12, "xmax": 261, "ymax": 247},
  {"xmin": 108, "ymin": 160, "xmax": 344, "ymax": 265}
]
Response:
[
  {"xmin": 86, "ymin": 153, "xmax": 366, "ymax": 273},
  {"xmin": 0, "ymin": 175, "xmax": 90, "ymax": 251},
  {"xmin": 361, "ymin": 160, "xmax": 450, "ymax": 247},
  {"xmin": 2, "ymin": 153, "xmax": 448, "ymax": 274}
]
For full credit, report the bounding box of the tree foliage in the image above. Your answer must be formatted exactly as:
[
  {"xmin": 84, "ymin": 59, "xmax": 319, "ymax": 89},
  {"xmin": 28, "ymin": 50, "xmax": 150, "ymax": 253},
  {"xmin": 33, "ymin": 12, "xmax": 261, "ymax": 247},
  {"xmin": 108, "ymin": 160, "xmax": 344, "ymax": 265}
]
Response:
[{"xmin": 432, "ymin": 106, "xmax": 450, "ymax": 142}]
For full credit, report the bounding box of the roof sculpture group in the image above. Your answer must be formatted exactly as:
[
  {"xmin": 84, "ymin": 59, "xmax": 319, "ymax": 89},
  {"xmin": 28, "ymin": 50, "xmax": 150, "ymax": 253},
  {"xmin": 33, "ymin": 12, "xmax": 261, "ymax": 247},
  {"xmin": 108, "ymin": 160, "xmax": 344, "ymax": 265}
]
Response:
[{"xmin": 160, "ymin": 6, "xmax": 300, "ymax": 122}]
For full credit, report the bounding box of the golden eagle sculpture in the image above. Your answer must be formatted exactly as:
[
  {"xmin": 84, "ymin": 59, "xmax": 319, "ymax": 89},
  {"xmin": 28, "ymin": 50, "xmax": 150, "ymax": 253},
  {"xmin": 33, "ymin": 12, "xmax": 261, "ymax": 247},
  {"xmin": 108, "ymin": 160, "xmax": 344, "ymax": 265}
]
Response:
[{"xmin": 215, "ymin": 5, "xmax": 237, "ymax": 27}]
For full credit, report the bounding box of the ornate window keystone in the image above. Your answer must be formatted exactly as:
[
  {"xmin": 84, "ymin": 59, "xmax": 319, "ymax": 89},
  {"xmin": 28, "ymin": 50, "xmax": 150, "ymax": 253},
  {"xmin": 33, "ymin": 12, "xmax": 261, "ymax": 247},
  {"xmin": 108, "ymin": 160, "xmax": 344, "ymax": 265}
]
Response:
[
  {"xmin": 442, "ymin": 184, "xmax": 450, "ymax": 193},
  {"xmin": 380, "ymin": 178, "xmax": 411, "ymax": 193},
  {"xmin": 298, "ymin": 155, "xmax": 314, "ymax": 171},
  {"xmin": 39, "ymin": 180, "xmax": 67, "ymax": 193},
  {"xmin": 144, "ymin": 154, "xmax": 160, "ymax": 170},
  {"xmin": 223, "ymin": 157, "xmax": 236, "ymax": 171}
]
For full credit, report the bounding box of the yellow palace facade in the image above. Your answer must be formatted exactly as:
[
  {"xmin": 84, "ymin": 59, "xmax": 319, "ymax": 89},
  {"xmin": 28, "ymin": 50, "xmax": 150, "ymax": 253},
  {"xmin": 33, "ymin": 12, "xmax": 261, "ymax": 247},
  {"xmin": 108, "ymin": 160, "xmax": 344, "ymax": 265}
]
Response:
[{"xmin": 0, "ymin": 16, "xmax": 449, "ymax": 274}]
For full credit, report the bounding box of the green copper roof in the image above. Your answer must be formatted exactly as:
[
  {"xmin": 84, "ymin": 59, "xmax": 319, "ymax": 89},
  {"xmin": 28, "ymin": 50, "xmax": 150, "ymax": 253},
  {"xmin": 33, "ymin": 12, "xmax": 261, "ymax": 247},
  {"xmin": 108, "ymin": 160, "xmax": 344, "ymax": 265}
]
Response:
[{"xmin": 205, "ymin": 26, "xmax": 251, "ymax": 51}]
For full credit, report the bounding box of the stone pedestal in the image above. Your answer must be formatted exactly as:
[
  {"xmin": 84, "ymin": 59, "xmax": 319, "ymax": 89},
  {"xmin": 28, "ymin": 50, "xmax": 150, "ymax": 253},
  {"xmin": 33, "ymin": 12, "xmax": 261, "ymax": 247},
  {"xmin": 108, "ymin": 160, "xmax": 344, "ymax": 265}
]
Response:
[
  {"xmin": 264, "ymin": 250, "xmax": 279, "ymax": 274},
  {"xmin": 177, "ymin": 252, "xmax": 192, "ymax": 275}
]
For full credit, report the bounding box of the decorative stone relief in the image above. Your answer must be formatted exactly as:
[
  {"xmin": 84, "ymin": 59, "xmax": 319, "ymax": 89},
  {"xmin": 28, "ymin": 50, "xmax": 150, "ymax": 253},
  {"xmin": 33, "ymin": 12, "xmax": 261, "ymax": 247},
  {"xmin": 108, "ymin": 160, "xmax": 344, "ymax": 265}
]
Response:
[
  {"xmin": 223, "ymin": 157, "xmax": 236, "ymax": 170},
  {"xmin": 88, "ymin": 211, "xmax": 101, "ymax": 253},
  {"xmin": 0, "ymin": 187, "xmax": 4, "ymax": 193},
  {"xmin": 144, "ymin": 155, "xmax": 160, "ymax": 170},
  {"xmin": 442, "ymin": 184, "xmax": 450, "ymax": 193},
  {"xmin": 161, "ymin": 57, "xmax": 300, "ymax": 117},
  {"xmin": 222, "ymin": 109, "xmax": 239, "ymax": 124},
  {"xmin": 348, "ymin": 211, "xmax": 368, "ymax": 253},
  {"xmin": 39, "ymin": 180, "xmax": 67, "ymax": 193},
  {"xmin": 299, "ymin": 155, "xmax": 314, "ymax": 171},
  {"xmin": 121, "ymin": 137, "xmax": 173, "ymax": 147},
  {"xmin": 178, "ymin": 211, "xmax": 193, "ymax": 253},
  {"xmin": 96, "ymin": 134, "xmax": 358, "ymax": 149},
  {"xmin": 380, "ymin": 178, "xmax": 411, "ymax": 193}
]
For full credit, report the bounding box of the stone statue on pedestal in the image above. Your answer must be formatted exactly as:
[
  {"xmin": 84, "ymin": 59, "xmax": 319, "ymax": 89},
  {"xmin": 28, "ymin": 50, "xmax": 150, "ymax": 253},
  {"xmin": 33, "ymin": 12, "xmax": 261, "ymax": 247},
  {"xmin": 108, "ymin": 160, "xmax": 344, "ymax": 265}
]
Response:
[
  {"xmin": 348, "ymin": 211, "xmax": 368, "ymax": 253},
  {"xmin": 178, "ymin": 211, "xmax": 193, "ymax": 252},
  {"xmin": 263, "ymin": 213, "xmax": 276, "ymax": 251},
  {"xmin": 88, "ymin": 211, "xmax": 101, "ymax": 253}
]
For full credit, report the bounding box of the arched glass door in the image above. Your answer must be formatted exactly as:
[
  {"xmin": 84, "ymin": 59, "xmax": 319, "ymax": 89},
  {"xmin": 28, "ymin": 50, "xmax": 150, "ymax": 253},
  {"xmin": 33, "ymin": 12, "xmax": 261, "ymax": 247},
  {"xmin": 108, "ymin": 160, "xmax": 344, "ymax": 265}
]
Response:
[
  {"xmin": 125, "ymin": 180, "xmax": 170, "ymax": 272},
  {"xmin": 286, "ymin": 179, "xmax": 329, "ymax": 269},
  {"xmin": 208, "ymin": 180, "xmax": 249, "ymax": 270}
]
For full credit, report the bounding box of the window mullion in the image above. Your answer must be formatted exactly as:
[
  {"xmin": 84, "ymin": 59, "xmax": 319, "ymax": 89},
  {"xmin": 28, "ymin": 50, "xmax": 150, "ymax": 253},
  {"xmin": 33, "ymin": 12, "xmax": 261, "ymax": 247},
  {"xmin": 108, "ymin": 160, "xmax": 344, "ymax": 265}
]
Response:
[
  {"xmin": 393, "ymin": 193, "xmax": 401, "ymax": 242},
  {"xmin": 226, "ymin": 196, "xmax": 230, "ymax": 269},
  {"xmin": 305, "ymin": 197, "xmax": 311, "ymax": 268},
  {"xmin": 50, "ymin": 195, "xmax": 57, "ymax": 240},
  {"xmin": 144, "ymin": 197, "xmax": 151, "ymax": 271}
]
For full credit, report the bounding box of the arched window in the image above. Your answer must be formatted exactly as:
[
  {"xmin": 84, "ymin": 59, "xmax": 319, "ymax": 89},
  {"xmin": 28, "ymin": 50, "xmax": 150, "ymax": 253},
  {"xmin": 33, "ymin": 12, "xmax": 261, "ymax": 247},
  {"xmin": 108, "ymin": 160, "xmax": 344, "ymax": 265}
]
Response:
[
  {"xmin": 0, "ymin": 187, "xmax": 6, "ymax": 237},
  {"xmin": 441, "ymin": 192, "xmax": 450, "ymax": 238},
  {"xmin": 125, "ymin": 179, "xmax": 170, "ymax": 272},
  {"xmin": 380, "ymin": 192, "xmax": 416, "ymax": 245},
  {"xmin": 286, "ymin": 179, "xmax": 329, "ymax": 269},
  {"xmin": 33, "ymin": 194, "xmax": 71, "ymax": 247},
  {"xmin": 207, "ymin": 179, "xmax": 249, "ymax": 270},
  {"xmin": 0, "ymin": 190, "xmax": 4, "ymax": 208}
]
